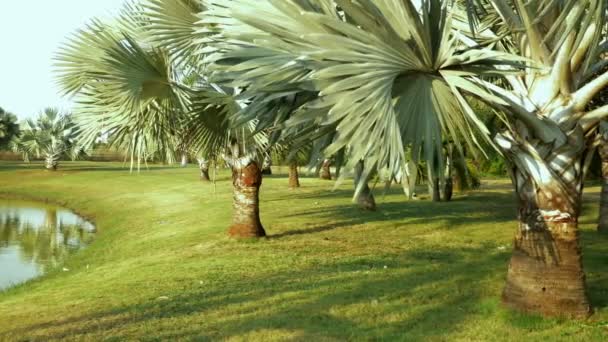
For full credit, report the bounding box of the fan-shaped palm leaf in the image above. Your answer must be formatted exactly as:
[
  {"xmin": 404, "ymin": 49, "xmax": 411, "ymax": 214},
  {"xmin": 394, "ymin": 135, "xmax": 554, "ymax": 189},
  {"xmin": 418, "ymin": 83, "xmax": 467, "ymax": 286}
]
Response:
[{"xmin": 202, "ymin": 0, "xmax": 525, "ymax": 186}]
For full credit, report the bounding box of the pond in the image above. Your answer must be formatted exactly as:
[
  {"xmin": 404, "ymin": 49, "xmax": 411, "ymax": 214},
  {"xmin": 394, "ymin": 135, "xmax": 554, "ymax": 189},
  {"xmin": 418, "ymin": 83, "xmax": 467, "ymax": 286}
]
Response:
[{"xmin": 0, "ymin": 198, "xmax": 95, "ymax": 291}]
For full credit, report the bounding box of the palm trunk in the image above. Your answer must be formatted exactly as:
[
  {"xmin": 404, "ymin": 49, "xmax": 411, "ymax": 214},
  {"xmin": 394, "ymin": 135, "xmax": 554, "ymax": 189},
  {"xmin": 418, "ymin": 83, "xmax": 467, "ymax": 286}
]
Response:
[
  {"xmin": 320, "ymin": 159, "xmax": 332, "ymax": 180},
  {"xmin": 431, "ymin": 178, "xmax": 441, "ymax": 201},
  {"xmin": 452, "ymin": 152, "xmax": 469, "ymax": 192},
  {"xmin": 499, "ymin": 133, "xmax": 591, "ymax": 318},
  {"xmin": 453, "ymin": 173, "xmax": 463, "ymax": 193},
  {"xmin": 180, "ymin": 153, "xmax": 188, "ymax": 167},
  {"xmin": 598, "ymin": 139, "xmax": 608, "ymax": 232},
  {"xmin": 45, "ymin": 154, "xmax": 58, "ymax": 171},
  {"xmin": 354, "ymin": 160, "xmax": 376, "ymax": 211},
  {"xmin": 228, "ymin": 159, "xmax": 266, "ymax": 238},
  {"xmin": 261, "ymin": 155, "xmax": 272, "ymax": 175},
  {"xmin": 198, "ymin": 158, "xmax": 210, "ymax": 182},
  {"xmin": 401, "ymin": 160, "xmax": 418, "ymax": 199},
  {"xmin": 426, "ymin": 163, "xmax": 441, "ymax": 202},
  {"xmin": 443, "ymin": 178, "xmax": 453, "ymax": 201},
  {"xmin": 443, "ymin": 148, "xmax": 454, "ymax": 201},
  {"xmin": 288, "ymin": 162, "xmax": 300, "ymax": 188}
]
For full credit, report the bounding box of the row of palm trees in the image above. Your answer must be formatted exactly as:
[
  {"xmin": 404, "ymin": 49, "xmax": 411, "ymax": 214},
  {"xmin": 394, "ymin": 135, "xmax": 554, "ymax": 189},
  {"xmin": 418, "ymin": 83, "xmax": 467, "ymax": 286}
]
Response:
[{"xmin": 43, "ymin": 0, "xmax": 608, "ymax": 319}]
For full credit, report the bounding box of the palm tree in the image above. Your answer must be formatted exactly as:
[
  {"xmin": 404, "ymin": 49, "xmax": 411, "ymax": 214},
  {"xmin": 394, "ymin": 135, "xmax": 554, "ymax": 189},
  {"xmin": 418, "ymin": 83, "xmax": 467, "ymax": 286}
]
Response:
[
  {"xmin": 203, "ymin": 0, "xmax": 608, "ymax": 317},
  {"xmin": 12, "ymin": 108, "xmax": 82, "ymax": 170},
  {"xmin": 0, "ymin": 107, "xmax": 20, "ymax": 149},
  {"xmin": 55, "ymin": 1, "xmax": 271, "ymax": 238},
  {"xmin": 267, "ymin": 145, "xmax": 302, "ymax": 188}
]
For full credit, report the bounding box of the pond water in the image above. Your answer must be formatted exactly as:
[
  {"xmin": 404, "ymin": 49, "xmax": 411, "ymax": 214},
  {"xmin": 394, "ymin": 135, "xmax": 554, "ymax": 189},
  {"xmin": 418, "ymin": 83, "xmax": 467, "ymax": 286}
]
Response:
[{"xmin": 0, "ymin": 198, "xmax": 95, "ymax": 291}]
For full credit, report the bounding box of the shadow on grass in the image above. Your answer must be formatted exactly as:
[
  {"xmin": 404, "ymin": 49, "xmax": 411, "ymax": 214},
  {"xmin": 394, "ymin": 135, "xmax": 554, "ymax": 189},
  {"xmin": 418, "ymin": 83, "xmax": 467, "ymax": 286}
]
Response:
[
  {"xmin": 8, "ymin": 235, "xmax": 607, "ymax": 340},
  {"xmin": 0, "ymin": 161, "xmax": 181, "ymax": 173},
  {"xmin": 0, "ymin": 162, "xmax": 38, "ymax": 171},
  {"xmin": 3, "ymin": 225, "xmax": 607, "ymax": 340},
  {"xmin": 2, "ymin": 245, "xmax": 513, "ymax": 340},
  {"xmin": 581, "ymin": 230, "xmax": 608, "ymax": 309},
  {"xmin": 269, "ymin": 190, "xmax": 517, "ymax": 239}
]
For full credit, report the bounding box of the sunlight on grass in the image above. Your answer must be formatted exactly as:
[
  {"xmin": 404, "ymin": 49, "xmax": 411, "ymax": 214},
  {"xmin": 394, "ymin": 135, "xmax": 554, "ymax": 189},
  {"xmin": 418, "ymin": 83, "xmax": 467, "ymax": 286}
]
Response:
[{"xmin": 0, "ymin": 161, "xmax": 606, "ymax": 341}]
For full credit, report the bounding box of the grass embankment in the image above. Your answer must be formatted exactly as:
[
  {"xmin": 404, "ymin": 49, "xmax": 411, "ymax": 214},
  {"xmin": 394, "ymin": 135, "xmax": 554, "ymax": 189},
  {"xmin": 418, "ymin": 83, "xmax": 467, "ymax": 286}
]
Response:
[{"xmin": 0, "ymin": 161, "xmax": 606, "ymax": 341}]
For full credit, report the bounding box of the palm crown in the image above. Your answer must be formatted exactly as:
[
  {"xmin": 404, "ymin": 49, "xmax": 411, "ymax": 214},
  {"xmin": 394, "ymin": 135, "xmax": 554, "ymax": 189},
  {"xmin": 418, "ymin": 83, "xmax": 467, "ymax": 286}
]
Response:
[{"xmin": 201, "ymin": 0, "xmax": 529, "ymax": 181}]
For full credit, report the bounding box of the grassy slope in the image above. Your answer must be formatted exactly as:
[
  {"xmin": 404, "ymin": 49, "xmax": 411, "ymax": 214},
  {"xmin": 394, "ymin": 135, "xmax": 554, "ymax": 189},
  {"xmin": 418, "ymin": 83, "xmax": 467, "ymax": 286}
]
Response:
[{"xmin": 0, "ymin": 161, "xmax": 606, "ymax": 341}]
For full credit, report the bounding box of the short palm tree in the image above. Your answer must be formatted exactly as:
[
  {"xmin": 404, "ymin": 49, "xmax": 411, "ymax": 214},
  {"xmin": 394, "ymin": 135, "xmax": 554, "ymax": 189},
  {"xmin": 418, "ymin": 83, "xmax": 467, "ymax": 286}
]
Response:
[
  {"xmin": 203, "ymin": 0, "xmax": 608, "ymax": 317},
  {"xmin": 12, "ymin": 108, "xmax": 82, "ymax": 170}
]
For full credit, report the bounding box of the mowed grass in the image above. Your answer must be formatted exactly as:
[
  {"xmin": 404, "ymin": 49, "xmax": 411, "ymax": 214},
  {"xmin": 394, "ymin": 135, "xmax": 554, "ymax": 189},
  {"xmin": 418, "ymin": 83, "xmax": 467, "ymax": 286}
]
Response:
[{"xmin": 0, "ymin": 161, "xmax": 606, "ymax": 341}]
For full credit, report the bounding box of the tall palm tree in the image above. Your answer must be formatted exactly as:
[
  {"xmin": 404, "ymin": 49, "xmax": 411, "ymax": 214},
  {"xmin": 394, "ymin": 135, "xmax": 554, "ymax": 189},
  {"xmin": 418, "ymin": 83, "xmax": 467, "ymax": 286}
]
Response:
[
  {"xmin": 202, "ymin": 0, "xmax": 608, "ymax": 317},
  {"xmin": 12, "ymin": 108, "xmax": 82, "ymax": 170}
]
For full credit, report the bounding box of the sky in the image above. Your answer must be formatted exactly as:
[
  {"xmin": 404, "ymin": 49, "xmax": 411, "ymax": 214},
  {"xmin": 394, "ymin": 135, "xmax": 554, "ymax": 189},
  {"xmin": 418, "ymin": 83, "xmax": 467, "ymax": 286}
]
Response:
[{"xmin": 0, "ymin": 0, "xmax": 126, "ymax": 121}]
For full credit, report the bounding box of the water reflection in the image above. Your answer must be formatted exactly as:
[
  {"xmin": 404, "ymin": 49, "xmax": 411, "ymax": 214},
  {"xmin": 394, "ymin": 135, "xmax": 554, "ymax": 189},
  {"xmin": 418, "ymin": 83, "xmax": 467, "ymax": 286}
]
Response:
[{"xmin": 0, "ymin": 199, "xmax": 95, "ymax": 290}]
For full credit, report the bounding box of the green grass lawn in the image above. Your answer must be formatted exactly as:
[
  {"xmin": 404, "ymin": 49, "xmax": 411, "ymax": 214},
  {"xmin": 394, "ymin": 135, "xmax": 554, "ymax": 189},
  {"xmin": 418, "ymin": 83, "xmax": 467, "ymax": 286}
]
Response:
[{"xmin": 0, "ymin": 161, "xmax": 606, "ymax": 341}]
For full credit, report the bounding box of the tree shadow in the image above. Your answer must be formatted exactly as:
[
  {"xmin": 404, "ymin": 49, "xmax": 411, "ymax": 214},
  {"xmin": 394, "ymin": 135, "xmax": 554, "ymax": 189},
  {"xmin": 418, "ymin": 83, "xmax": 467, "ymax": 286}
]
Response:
[
  {"xmin": 0, "ymin": 161, "xmax": 181, "ymax": 173},
  {"xmin": 268, "ymin": 221, "xmax": 360, "ymax": 239},
  {"xmin": 580, "ymin": 230, "xmax": 608, "ymax": 309},
  {"xmin": 2, "ymin": 245, "xmax": 514, "ymax": 340},
  {"xmin": 270, "ymin": 190, "xmax": 517, "ymax": 237},
  {"xmin": 3, "ymin": 233, "xmax": 605, "ymax": 340},
  {"xmin": 0, "ymin": 162, "xmax": 37, "ymax": 171}
]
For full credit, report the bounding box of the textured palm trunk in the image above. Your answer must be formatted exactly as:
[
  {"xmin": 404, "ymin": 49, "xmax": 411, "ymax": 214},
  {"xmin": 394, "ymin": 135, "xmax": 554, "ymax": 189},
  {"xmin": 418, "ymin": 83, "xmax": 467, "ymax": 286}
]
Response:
[
  {"xmin": 498, "ymin": 131, "xmax": 591, "ymax": 318},
  {"xmin": 354, "ymin": 160, "xmax": 376, "ymax": 211},
  {"xmin": 401, "ymin": 160, "xmax": 418, "ymax": 199},
  {"xmin": 45, "ymin": 154, "xmax": 58, "ymax": 171},
  {"xmin": 288, "ymin": 162, "xmax": 300, "ymax": 188},
  {"xmin": 443, "ymin": 178, "xmax": 453, "ymax": 201},
  {"xmin": 320, "ymin": 159, "xmax": 332, "ymax": 180},
  {"xmin": 426, "ymin": 163, "xmax": 442, "ymax": 202},
  {"xmin": 452, "ymin": 174, "xmax": 463, "ymax": 192},
  {"xmin": 180, "ymin": 153, "xmax": 188, "ymax": 167},
  {"xmin": 197, "ymin": 158, "xmax": 210, "ymax": 182},
  {"xmin": 452, "ymin": 152, "xmax": 469, "ymax": 193},
  {"xmin": 598, "ymin": 139, "xmax": 608, "ymax": 232},
  {"xmin": 431, "ymin": 178, "xmax": 441, "ymax": 201},
  {"xmin": 426, "ymin": 174, "xmax": 440, "ymax": 203},
  {"xmin": 443, "ymin": 149, "xmax": 454, "ymax": 201},
  {"xmin": 228, "ymin": 160, "xmax": 266, "ymax": 238}
]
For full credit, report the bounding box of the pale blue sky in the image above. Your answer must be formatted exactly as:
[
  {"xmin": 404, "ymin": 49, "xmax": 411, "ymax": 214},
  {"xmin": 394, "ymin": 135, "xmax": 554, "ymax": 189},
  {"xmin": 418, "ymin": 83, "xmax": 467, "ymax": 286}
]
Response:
[{"xmin": 0, "ymin": 0, "xmax": 126, "ymax": 120}]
